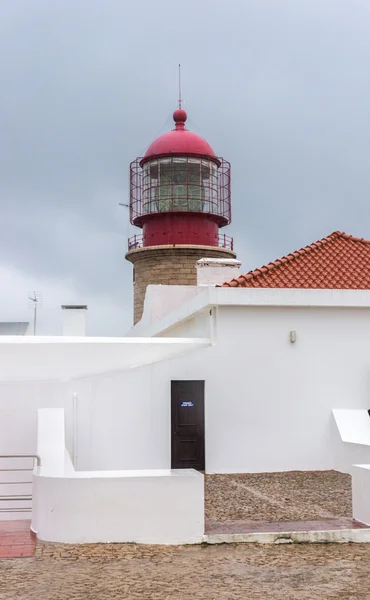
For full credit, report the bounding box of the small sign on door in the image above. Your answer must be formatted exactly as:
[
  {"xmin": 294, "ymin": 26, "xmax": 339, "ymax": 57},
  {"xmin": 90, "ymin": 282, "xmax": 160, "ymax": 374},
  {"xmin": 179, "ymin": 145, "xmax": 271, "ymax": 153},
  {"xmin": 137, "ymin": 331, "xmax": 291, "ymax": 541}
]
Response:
[{"xmin": 180, "ymin": 401, "xmax": 194, "ymax": 407}]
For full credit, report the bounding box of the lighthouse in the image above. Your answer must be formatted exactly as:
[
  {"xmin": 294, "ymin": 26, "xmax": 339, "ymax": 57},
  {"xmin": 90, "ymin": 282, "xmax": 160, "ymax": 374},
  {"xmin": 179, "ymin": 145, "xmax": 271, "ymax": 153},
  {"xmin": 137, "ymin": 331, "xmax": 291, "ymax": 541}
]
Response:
[{"xmin": 126, "ymin": 107, "xmax": 236, "ymax": 324}]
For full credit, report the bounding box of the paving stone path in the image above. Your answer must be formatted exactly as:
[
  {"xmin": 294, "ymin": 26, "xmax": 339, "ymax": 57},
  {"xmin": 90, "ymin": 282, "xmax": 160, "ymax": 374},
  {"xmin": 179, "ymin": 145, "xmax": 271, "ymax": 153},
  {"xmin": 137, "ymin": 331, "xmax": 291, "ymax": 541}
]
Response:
[
  {"xmin": 1, "ymin": 542, "xmax": 370, "ymax": 599},
  {"xmin": 205, "ymin": 470, "xmax": 352, "ymax": 523}
]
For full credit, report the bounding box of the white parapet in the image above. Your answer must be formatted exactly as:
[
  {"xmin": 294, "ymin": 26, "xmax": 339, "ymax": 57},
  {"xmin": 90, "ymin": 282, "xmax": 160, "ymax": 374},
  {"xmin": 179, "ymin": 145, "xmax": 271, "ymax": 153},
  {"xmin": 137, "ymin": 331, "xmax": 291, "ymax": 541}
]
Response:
[
  {"xmin": 37, "ymin": 408, "xmax": 66, "ymax": 476},
  {"xmin": 32, "ymin": 408, "xmax": 204, "ymax": 544},
  {"xmin": 33, "ymin": 468, "xmax": 204, "ymax": 545},
  {"xmin": 332, "ymin": 409, "xmax": 370, "ymax": 445},
  {"xmin": 352, "ymin": 464, "xmax": 370, "ymax": 526}
]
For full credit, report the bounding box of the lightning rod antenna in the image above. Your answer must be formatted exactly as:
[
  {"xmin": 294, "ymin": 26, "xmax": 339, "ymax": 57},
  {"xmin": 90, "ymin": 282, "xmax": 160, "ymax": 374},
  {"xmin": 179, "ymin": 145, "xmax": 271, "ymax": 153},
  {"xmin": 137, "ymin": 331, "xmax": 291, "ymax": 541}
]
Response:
[
  {"xmin": 28, "ymin": 291, "xmax": 42, "ymax": 336},
  {"xmin": 178, "ymin": 64, "xmax": 182, "ymax": 109}
]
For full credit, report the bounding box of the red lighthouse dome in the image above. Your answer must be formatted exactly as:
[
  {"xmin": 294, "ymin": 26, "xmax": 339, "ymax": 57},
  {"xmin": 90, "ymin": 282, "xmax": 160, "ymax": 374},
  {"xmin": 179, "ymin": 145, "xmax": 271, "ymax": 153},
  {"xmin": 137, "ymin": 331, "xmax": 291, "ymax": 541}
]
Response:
[
  {"xmin": 126, "ymin": 104, "xmax": 235, "ymax": 324},
  {"xmin": 129, "ymin": 106, "xmax": 232, "ymax": 247},
  {"xmin": 142, "ymin": 110, "xmax": 217, "ymax": 162}
]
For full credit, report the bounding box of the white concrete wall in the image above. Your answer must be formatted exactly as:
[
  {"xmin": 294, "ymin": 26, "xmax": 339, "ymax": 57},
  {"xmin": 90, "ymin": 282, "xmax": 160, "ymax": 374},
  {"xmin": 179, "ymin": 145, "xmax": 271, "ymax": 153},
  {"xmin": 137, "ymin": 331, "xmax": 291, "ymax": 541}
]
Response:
[
  {"xmin": 36, "ymin": 408, "xmax": 74, "ymax": 475},
  {"xmin": 331, "ymin": 409, "xmax": 370, "ymax": 471},
  {"xmin": 32, "ymin": 408, "xmax": 204, "ymax": 544},
  {"xmin": 352, "ymin": 465, "xmax": 370, "ymax": 525},
  {"xmin": 67, "ymin": 361, "xmax": 172, "ymax": 471},
  {"xmin": 157, "ymin": 313, "xmax": 211, "ymax": 339},
  {"xmin": 137, "ymin": 285, "xmax": 203, "ymax": 330},
  {"xmin": 0, "ymin": 381, "xmax": 73, "ymax": 456},
  {"xmin": 19, "ymin": 304, "xmax": 370, "ymax": 475},
  {"xmin": 0, "ymin": 390, "xmax": 72, "ymax": 521},
  {"xmin": 0, "ymin": 338, "xmax": 209, "ymax": 473},
  {"xmin": 213, "ymin": 306, "xmax": 370, "ymax": 472},
  {"xmin": 156, "ymin": 305, "xmax": 370, "ymax": 473},
  {"xmin": 3, "ymin": 304, "xmax": 370, "ymax": 476},
  {"xmin": 196, "ymin": 258, "xmax": 241, "ymax": 286},
  {"xmin": 333, "ymin": 409, "xmax": 370, "ymax": 445},
  {"xmin": 0, "ymin": 352, "xmax": 198, "ymax": 475},
  {"xmin": 33, "ymin": 469, "xmax": 204, "ymax": 544}
]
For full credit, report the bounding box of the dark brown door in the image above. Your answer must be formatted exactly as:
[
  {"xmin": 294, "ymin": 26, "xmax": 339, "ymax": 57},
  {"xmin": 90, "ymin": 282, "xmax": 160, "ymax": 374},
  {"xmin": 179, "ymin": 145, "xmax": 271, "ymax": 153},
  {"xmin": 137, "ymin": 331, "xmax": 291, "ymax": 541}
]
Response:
[{"xmin": 171, "ymin": 380, "xmax": 205, "ymax": 470}]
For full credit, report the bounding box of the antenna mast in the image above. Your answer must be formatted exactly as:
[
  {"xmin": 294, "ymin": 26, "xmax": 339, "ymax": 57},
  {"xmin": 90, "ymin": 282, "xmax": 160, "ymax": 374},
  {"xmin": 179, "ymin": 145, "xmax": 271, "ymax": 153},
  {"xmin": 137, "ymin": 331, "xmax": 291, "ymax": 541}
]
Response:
[
  {"xmin": 178, "ymin": 64, "xmax": 182, "ymax": 109},
  {"xmin": 28, "ymin": 291, "xmax": 42, "ymax": 336}
]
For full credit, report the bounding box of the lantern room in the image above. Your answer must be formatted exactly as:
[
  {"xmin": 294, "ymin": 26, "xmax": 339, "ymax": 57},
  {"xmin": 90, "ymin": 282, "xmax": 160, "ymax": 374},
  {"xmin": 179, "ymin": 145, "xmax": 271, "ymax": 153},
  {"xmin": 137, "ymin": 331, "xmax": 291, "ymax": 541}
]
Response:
[{"xmin": 129, "ymin": 109, "xmax": 232, "ymax": 249}]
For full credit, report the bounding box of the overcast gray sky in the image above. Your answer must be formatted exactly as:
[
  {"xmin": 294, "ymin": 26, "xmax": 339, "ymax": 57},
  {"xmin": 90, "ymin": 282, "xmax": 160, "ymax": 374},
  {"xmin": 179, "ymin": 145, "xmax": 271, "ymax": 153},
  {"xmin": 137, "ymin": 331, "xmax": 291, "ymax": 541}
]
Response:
[{"xmin": 1, "ymin": 0, "xmax": 370, "ymax": 334}]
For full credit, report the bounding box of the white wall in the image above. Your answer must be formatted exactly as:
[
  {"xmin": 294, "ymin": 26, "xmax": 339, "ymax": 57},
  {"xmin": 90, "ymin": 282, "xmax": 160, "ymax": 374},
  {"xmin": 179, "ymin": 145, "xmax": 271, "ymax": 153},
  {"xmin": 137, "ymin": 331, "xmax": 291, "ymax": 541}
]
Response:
[
  {"xmin": 0, "ymin": 338, "xmax": 208, "ymax": 474},
  {"xmin": 68, "ymin": 361, "xmax": 172, "ymax": 471},
  {"xmin": 352, "ymin": 465, "xmax": 370, "ymax": 525},
  {"xmin": 333, "ymin": 409, "xmax": 370, "ymax": 445},
  {"xmin": 0, "ymin": 383, "xmax": 74, "ymax": 519},
  {"xmin": 196, "ymin": 258, "xmax": 241, "ymax": 286},
  {"xmin": 213, "ymin": 305, "xmax": 370, "ymax": 472},
  {"xmin": 3, "ymin": 304, "xmax": 370, "ymax": 475},
  {"xmin": 155, "ymin": 305, "xmax": 370, "ymax": 473},
  {"xmin": 33, "ymin": 469, "xmax": 204, "ymax": 544},
  {"xmin": 31, "ymin": 304, "xmax": 370, "ymax": 474},
  {"xmin": 137, "ymin": 285, "xmax": 203, "ymax": 331},
  {"xmin": 37, "ymin": 408, "xmax": 74, "ymax": 475},
  {"xmin": 331, "ymin": 409, "xmax": 370, "ymax": 471},
  {"xmin": 0, "ymin": 381, "xmax": 72, "ymax": 456},
  {"xmin": 32, "ymin": 408, "xmax": 204, "ymax": 545},
  {"xmin": 157, "ymin": 312, "xmax": 211, "ymax": 339}
]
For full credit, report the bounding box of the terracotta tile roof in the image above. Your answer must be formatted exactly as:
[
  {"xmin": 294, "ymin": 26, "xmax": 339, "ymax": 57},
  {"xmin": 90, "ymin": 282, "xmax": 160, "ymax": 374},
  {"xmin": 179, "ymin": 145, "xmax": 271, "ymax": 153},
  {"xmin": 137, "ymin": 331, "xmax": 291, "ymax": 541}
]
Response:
[{"xmin": 222, "ymin": 231, "xmax": 370, "ymax": 289}]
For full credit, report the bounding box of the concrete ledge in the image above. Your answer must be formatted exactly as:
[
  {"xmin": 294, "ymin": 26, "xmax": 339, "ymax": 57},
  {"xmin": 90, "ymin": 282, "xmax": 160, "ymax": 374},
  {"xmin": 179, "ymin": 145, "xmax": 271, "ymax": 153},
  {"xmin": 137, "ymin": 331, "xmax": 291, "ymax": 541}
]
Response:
[
  {"xmin": 33, "ymin": 470, "xmax": 205, "ymax": 545},
  {"xmin": 33, "ymin": 409, "xmax": 205, "ymax": 545},
  {"xmin": 204, "ymin": 528, "xmax": 370, "ymax": 545},
  {"xmin": 352, "ymin": 464, "xmax": 370, "ymax": 525}
]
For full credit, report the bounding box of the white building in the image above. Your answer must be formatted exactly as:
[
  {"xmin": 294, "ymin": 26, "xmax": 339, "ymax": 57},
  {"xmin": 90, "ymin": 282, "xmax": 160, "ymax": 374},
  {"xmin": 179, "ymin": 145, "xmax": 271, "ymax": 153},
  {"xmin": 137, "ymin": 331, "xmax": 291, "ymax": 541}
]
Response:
[
  {"xmin": 0, "ymin": 322, "xmax": 30, "ymax": 335},
  {"xmin": 2, "ymin": 230, "xmax": 370, "ymax": 542}
]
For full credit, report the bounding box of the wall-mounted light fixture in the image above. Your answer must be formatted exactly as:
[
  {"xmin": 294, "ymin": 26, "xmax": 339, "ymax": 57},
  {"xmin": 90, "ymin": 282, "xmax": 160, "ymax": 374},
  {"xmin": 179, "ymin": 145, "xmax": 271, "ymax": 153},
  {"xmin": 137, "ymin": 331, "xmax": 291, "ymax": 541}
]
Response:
[{"xmin": 289, "ymin": 330, "xmax": 297, "ymax": 343}]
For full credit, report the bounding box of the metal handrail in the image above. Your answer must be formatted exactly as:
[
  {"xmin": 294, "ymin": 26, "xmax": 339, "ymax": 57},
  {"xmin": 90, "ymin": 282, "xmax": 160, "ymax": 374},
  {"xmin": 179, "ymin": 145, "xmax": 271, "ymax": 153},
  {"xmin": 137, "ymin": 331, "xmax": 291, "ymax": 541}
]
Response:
[
  {"xmin": 0, "ymin": 507, "xmax": 32, "ymax": 512},
  {"xmin": 0, "ymin": 482, "xmax": 32, "ymax": 485},
  {"xmin": 127, "ymin": 232, "xmax": 234, "ymax": 251},
  {"xmin": 0, "ymin": 454, "xmax": 41, "ymax": 468},
  {"xmin": 0, "ymin": 455, "xmax": 40, "ymax": 513},
  {"xmin": 0, "ymin": 495, "xmax": 32, "ymax": 501}
]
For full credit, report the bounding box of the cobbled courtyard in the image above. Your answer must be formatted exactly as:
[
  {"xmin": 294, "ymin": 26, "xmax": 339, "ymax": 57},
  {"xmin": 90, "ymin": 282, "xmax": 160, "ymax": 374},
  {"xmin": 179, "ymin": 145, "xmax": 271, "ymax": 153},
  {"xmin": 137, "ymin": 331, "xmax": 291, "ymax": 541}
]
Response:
[
  {"xmin": 0, "ymin": 471, "xmax": 361, "ymax": 599},
  {"xmin": 1, "ymin": 541, "xmax": 370, "ymax": 599}
]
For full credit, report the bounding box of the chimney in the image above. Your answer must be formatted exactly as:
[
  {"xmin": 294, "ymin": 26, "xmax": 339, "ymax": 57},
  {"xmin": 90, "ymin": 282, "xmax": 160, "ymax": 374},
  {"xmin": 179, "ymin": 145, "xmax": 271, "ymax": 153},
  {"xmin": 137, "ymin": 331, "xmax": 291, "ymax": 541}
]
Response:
[
  {"xmin": 61, "ymin": 305, "xmax": 88, "ymax": 336},
  {"xmin": 196, "ymin": 258, "xmax": 242, "ymax": 287}
]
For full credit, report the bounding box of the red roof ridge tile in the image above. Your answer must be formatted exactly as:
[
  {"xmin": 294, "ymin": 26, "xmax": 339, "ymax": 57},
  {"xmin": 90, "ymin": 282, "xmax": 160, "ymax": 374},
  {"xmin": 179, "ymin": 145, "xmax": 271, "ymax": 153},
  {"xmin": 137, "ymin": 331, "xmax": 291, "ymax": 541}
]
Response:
[
  {"xmin": 221, "ymin": 231, "xmax": 370, "ymax": 288},
  {"xmin": 342, "ymin": 233, "xmax": 370, "ymax": 245}
]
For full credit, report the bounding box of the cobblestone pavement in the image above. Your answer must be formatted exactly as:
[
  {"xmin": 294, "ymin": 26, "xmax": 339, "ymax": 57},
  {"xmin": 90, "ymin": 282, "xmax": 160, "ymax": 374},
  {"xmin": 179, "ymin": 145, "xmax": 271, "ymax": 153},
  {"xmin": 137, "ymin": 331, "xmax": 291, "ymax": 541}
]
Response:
[
  {"xmin": 0, "ymin": 472, "xmax": 356, "ymax": 599},
  {"xmin": 1, "ymin": 542, "xmax": 370, "ymax": 599},
  {"xmin": 205, "ymin": 471, "xmax": 352, "ymax": 523}
]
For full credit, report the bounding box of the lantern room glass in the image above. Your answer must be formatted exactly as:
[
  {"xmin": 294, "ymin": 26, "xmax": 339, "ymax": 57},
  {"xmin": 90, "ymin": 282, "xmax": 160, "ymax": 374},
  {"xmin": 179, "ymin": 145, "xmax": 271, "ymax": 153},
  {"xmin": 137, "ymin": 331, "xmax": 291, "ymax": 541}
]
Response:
[{"xmin": 142, "ymin": 157, "xmax": 218, "ymax": 214}]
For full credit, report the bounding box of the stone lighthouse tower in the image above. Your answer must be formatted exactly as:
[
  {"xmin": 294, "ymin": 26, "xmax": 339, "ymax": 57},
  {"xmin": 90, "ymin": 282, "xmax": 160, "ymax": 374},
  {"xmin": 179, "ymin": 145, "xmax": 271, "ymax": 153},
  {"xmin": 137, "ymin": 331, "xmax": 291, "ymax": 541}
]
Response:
[{"xmin": 126, "ymin": 107, "xmax": 236, "ymax": 324}]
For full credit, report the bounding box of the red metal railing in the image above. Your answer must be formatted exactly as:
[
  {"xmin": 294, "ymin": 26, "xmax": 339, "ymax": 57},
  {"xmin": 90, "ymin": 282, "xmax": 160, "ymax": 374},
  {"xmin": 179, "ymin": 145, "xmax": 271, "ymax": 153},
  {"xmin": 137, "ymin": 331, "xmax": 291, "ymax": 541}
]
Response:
[
  {"xmin": 218, "ymin": 233, "xmax": 234, "ymax": 251},
  {"xmin": 127, "ymin": 233, "xmax": 233, "ymax": 252},
  {"xmin": 128, "ymin": 234, "xmax": 143, "ymax": 250},
  {"xmin": 129, "ymin": 156, "xmax": 231, "ymax": 227}
]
